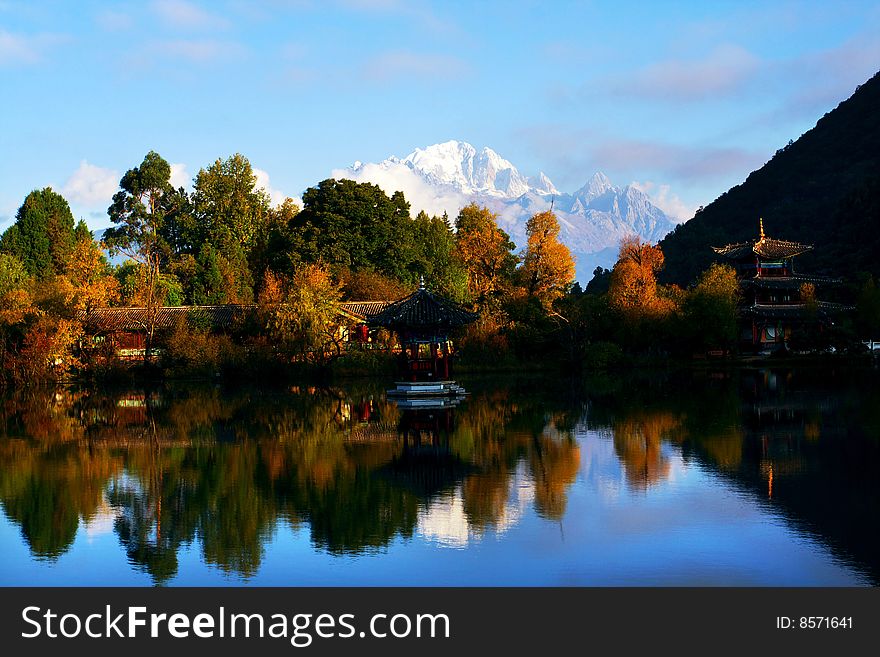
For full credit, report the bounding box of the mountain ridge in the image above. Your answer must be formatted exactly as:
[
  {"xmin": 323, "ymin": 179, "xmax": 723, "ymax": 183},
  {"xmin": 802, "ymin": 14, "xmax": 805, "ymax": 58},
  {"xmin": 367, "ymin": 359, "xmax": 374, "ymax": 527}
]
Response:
[
  {"xmin": 343, "ymin": 139, "xmax": 679, "ymax": 281},
  {"xmin": 659, "ymin": 70, "xmax": 880, "ymax": 286}
]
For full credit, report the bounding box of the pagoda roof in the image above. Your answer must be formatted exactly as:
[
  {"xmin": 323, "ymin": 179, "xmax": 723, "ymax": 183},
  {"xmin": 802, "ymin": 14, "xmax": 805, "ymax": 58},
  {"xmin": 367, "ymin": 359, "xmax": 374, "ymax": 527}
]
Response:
[
  {"xmin": 370, "ymin": 287, "xmax": 479, "ymax": 331},
  {"xmin": 743, "ymin": 275, "xmax": 842, "ymax": 290},
  {"xmin": 713, "ymin": 219, "xmax": 814, "ymax": 261},
  {"xmin": 713, "ymin": 237, "xmax": 813, "ymax": 261},
  {"xmin": 746, "ymin": 302, "xmax": 853, "ymax": 319}
]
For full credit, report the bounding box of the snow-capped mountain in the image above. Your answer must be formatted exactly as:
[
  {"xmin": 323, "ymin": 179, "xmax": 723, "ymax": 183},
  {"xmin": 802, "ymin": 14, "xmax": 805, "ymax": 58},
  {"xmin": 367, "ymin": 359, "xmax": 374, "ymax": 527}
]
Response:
[{"xmin": 338, "ymin": 140, "xmax": 679, "ymax": 281}]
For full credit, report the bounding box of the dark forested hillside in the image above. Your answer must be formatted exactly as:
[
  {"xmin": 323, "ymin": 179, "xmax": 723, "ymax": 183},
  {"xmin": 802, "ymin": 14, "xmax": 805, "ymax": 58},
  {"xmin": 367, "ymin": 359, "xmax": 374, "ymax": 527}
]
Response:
[{"xmin": 660, "ymin": 70, "xmax": 880, "ymax": 286}]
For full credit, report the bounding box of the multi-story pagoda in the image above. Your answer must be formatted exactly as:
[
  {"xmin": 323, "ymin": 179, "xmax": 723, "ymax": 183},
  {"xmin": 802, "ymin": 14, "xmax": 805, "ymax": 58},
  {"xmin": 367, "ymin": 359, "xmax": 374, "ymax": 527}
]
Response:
[{"xmin": 713, "ymin": 219, "xmax": 850, "ymax": 352}]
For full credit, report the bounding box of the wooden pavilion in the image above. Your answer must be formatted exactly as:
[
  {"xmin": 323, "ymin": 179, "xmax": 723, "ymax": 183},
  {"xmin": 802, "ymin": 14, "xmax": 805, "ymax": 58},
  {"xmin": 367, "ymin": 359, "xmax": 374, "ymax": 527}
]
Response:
[{"xmin": 370, "ymin": 281, "xmax": 478, "ymax": 399}]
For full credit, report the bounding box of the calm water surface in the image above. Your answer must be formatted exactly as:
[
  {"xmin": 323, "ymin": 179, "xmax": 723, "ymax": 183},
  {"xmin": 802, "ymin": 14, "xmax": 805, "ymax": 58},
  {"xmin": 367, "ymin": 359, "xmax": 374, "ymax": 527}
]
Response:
[{"xmin": 1, "ymin": 367, "xmax": 878, "ymax": 586}]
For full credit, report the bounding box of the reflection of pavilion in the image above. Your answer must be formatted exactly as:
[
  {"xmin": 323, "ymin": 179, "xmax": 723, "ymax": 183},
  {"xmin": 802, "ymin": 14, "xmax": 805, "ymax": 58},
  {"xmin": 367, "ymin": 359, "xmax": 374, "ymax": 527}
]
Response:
[{"xmin": 379, "ymin": 406, "xmax": 474, "ymax": 499}]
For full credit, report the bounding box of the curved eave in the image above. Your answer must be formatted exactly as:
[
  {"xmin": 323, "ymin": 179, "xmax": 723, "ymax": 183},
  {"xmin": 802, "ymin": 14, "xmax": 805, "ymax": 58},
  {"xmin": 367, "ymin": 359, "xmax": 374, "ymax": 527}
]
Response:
[
  {"xmin": 370, "ymin": 289, "xmax": 479, "ymax": 331},
  {"xmin": 742, "ymin": 275, "xmax": 843, "ymax": 289},
  {"xmin": 753, "ymin": 239, "xmax": 814, "ymax": 260},
  {"xmin": 746, "ymin": 302, "xmax": 854, "ymax": 319}
]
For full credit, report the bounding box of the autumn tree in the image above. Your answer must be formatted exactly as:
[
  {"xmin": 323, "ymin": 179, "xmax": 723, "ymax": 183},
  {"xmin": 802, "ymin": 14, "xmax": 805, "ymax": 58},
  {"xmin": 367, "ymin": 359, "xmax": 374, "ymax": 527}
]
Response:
[
  {"xmin": 104, "ymin": 151, "xmax": 184, "ymax": 358},
  {"xmin": 608, "ymin": 236, "xmax": 672, "ymax": 317},
  {"xmin": 0, "ymin": 188, "xmax": 76, "ymax": 278},
  {"xmin": 520, "ymin": 210, "xmax": 575, "ymax": 307},
  {"xmin": 454, "ymin": 204, "xmax": 517, "ymax": 309},
  {"xmin": 258, "ymin": 265, "xmax": 343, "ymax": 362},
  {"xmin": 339, "ymin": 268, "xmax": 411, "ymax": 301},
  {"xmin": 61, "ymin": 237, "xmax": 120, "ymax": 315}
]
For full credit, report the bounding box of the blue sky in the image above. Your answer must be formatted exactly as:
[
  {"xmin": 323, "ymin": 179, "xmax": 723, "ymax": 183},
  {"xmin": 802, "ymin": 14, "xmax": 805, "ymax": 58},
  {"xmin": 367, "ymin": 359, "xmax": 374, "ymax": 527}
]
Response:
[{"xmin": 1, "ymin": 0, "xmax": 878, "ymax": 230}]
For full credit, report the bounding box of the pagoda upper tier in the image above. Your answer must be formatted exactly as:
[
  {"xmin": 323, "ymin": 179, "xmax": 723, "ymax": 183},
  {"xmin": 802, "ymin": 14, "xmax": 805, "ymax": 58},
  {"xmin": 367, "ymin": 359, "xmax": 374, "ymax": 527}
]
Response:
[{"xmin": 713, "ymin": 219, "xmax": 813, "ymax": 261}]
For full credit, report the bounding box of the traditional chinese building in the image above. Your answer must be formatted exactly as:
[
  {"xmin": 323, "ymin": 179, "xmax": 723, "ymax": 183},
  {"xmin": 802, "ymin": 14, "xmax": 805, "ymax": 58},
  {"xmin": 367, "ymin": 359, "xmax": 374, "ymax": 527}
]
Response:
[
  {"xmin": 713, "ymin": 219, "xmax": 850, "ymax": 352},
  {"xmin": 82, "ymin": 301, "xmax": 390, "ymax": 360},
  {"xmin": 370, "ymin": 281, "xmax": 478, "ymax": 400}
]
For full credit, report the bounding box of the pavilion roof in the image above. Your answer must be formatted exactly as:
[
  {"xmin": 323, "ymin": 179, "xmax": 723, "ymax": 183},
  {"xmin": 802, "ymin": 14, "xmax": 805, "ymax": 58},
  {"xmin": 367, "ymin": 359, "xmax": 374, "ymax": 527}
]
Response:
[
  {"xmin": 713, "ymin": 219, "xmax": 813, "ymax": 261},
  {"xmin": 713, "ymin": 237, "xmax": 813, "ymax": 261},
  {"xmin": 742, "ymin": 275, "xmax": 842, "ymax": 290},
  {"xmin": 370, "ymin": 287, "xmax": 479, "ymax": 331},
  {"xmin": 746, "ymin": 302, "xmax": 853, "ymax": 319}
]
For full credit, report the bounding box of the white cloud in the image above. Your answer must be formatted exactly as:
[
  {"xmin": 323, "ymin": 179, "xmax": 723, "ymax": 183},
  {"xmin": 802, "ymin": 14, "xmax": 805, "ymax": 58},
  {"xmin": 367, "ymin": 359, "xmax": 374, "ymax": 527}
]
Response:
[
  {"xmin": 96, "ymin": 10, "xmax": 133, "ymax": 31},
  {"xmin": 330, "ymin": 161, "xmax": 468, "ymax": 219},
  {"xmin": 0, "ymin": 29, "xmax": 66, "ymax": 66},
  {"xmin": 155, "ymin": 38, "xmax": 245, "ymax": 63},
  {"xmin": 253, "ymin": 168, "xmax": 290, "ymax": 206},
  {"xmin": 609, "ymin": 44, "xmax": 760, "ymax": 101},
  {"xmin": 363, "ymin": 50, "xmax": 468, "ymax": 82},
  {"xmin": 62, "ymin": 161, "xmax": 119, "ymax": 208},
  {"xmin": 631, "ymin": 181, "xmax": 696, "ymax": 223},
  {"xmin": 152, "ymin": 0, "xmax": 230, "ymax": 30},
  {"xmin": 0, "ymin": 29, "xmax": 37, "ymax": 64},
  {"xmin": 169, "ymin": 162, "xmax": 191, "ymax": 189}
]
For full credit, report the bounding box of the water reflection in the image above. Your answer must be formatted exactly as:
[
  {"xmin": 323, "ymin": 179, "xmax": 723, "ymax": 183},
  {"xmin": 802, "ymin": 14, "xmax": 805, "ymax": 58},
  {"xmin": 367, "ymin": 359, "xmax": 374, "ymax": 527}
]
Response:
[{"xmin": 0, "ymin": 367, "xmax": 877, "ymax": 585}]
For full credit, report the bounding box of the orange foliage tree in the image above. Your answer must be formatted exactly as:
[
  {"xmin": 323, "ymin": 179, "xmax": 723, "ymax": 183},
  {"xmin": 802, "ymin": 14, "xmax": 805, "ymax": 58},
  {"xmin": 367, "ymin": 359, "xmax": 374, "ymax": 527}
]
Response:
[
  {"xmin": 608, "ymin": 236, "xmax": 675, "ymax": 319},
  {"xmin": 61, "ymin": 238, "xmax": 120, "ymax": 314},
  {"xmin": 521, "ymin": 211, "xmax": 575, "ymax": 307},
  {"xmin": 454, "ymin": 204, "xmax": 517, "ymax": 309}
]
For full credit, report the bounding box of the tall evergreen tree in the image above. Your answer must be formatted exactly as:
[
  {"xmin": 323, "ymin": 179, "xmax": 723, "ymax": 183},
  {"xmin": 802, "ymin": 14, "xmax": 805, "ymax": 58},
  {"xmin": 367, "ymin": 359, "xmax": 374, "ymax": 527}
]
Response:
[
  {"xmin": 292, "ymin": 179, "xmax": 416, "ymax": 284},
  {"xmin": 0, "ymin": 188, "xmax": 76, "ymax": 278}
]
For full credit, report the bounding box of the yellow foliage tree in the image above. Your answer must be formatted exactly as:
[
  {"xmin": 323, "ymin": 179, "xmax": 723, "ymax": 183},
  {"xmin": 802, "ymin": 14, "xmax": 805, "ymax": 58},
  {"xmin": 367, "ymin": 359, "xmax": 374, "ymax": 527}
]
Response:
[
  {"xmin": 608, "ymin": 236, "xmax": 674, "ymax": 318},
  {"xmin": 521, "ymin": 211, "xmax": 575, "ymax": 307},
  {"xmin": 62, "ymin": 239, "xmax": 120, "ymax": 314},
  {"xmin": 258, "ymin": 265, "xmax": 343, "ymax": 362},
  {"xmin": 454, "ymin": 204, "xmax": 517, "ymax": 308}
]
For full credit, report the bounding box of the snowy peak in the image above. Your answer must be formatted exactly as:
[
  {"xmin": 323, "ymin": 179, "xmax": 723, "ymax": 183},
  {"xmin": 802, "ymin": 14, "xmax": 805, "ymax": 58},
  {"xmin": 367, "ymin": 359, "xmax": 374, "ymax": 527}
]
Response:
[
  {"xmin": 575, "ymin": 172, "xmax": 615, "ymax": 201},
  {"xmin": 398, "ymin": 140, "xmax": 536, "ymax": 199},
  {"xmin": 335, "ymin": 140, "xmax": 680, "ymax": 282},
  {"xmin": 529, "ymin": 172, "xmax": 559, "ymax": 196}
]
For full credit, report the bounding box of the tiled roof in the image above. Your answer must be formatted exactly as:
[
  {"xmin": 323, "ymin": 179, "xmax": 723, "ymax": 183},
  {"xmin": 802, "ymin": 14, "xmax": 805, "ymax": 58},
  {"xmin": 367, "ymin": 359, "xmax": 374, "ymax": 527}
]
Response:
[
  {"xmin": 743, "ymin": 275, "xmax": 842, "ymax": 290},
  {"xmin": 747, "ymin": 302, "xmax": 853, "ymax": 319},
  {"xmin": 81, "ymin": 305, "xmax": 255, "ymax": 332},
  {"xmin": 713, "ymin": 237, "xmax": 813, "ymax": 261},
  {"xmin": 338, "ymin": 301, "xmax": 390, "ymax": 320},
  {"xmin": 370, "ymin": 288, "xmax": 479, "ymax": 330},
  {"xmin": 712, "ymin": 241, "xmax": 753, "ymax": 259},
  {"xmin": 83, "ymin": 301, "xmax": 389, "ymax": 332},
  {"xmin": 753, "ymin": 238, "xmax": 813, "ymax": 260}
]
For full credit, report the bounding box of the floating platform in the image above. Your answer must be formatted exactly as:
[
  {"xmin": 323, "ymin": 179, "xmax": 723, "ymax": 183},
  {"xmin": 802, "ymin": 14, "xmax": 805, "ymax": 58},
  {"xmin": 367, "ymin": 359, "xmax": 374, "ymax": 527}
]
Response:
[{"xmin": 386, "ymin": 381, "xmax": 468, "ymax": 405}]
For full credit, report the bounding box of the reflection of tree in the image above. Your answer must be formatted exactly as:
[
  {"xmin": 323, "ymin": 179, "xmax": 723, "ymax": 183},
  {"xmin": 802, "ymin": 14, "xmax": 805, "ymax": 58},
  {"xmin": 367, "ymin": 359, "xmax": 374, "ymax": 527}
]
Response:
[
  {"xmin": 612, "ymin": 411, "xmax": 679, "ymax": 491},
  {"xmin": 0, "ymin": 440, "xmax": 121, "ymax": 559},
  {"xmin": 529, "ymin": 435, "xmax": 580, "ymax": 520},
  {"xmin": 0, "ymin": 378, "xmax": 588, "ymax": 579}
]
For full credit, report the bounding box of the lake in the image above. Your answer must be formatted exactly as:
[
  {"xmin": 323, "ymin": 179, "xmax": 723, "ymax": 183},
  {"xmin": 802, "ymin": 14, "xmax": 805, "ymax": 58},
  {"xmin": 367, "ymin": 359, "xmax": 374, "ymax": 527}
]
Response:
[{"xmin": 1, "ymin": 366, "xmax": 878, "ymax": 586}]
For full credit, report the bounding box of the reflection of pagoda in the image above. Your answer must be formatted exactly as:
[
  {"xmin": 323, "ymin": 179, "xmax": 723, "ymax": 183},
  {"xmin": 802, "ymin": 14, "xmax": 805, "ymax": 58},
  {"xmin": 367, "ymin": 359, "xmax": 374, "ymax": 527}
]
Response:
[
  {"xmin": 371, "ymin": 281, "xmax": 478, "ymax": 401},
  {"xmin": 713, "ymin": 219, "xmax": 850, "ymax": 352},
  {"xmin": 380, "ymin": 406, "xmax": 473, "ymax": 498}
]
